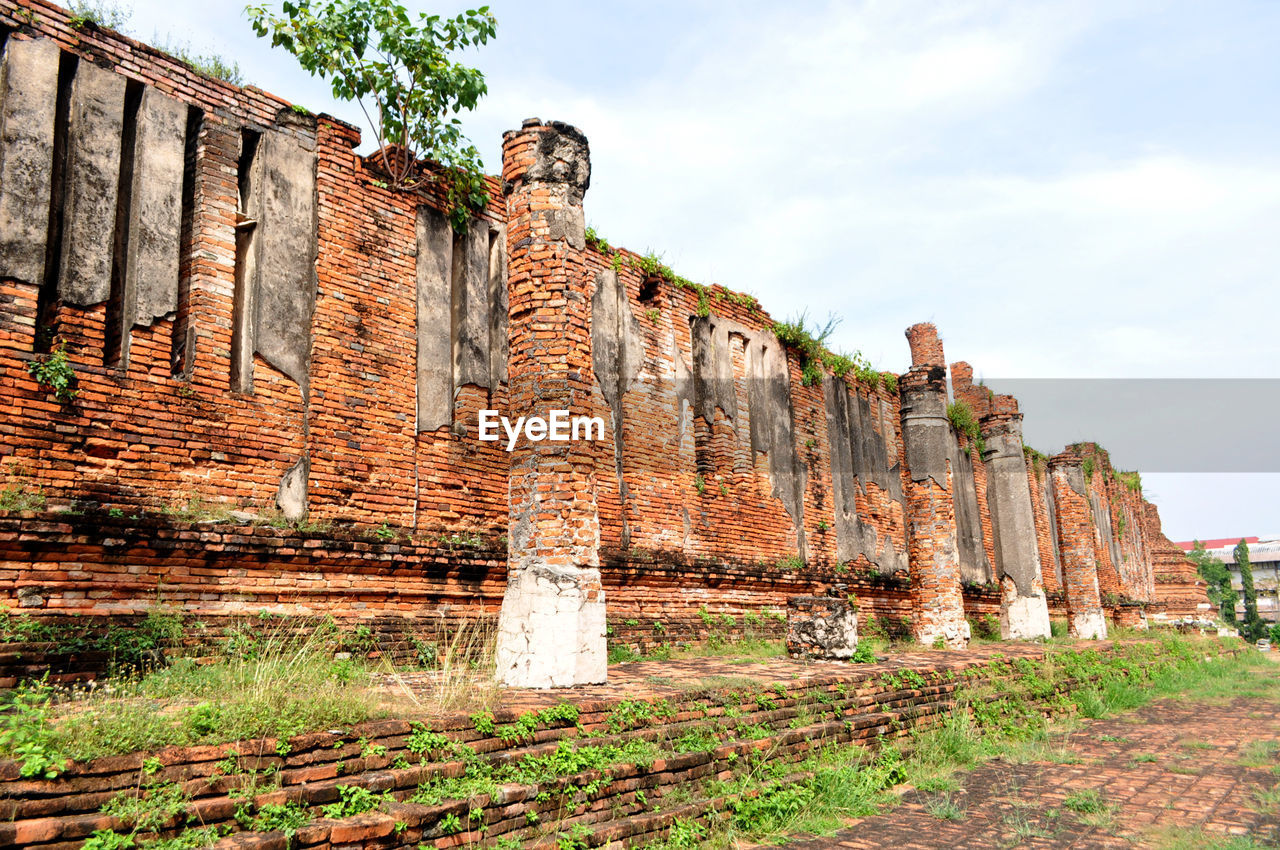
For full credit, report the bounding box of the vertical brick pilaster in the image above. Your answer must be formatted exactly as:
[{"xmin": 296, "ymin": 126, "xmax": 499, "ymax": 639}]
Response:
[
  {"xmin": 1049, "ymin": 452, "xmax": 1107, "ymax": 639},
  {"xmin": 899, "ymin": 323, "xmax": 969, "ymax": 648},
  {"xmin": 494, "ymin": 119, "xmax": 605, "ymax": 687},
  {"xmin": 980, "ymin": 395, "xmax": 1050, "ymax": 639}
]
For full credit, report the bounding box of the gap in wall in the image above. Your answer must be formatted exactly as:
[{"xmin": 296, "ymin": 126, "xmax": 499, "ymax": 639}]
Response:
[
  {"xmin": 104, "ymin": 77, "xmax": 143, "ymax": 368},
  {"xmin": 229, "ymin": 127, "xmax": 260, "ymax": 393},
  {"xmin": 170, "ymin": 105, "xmax": 203, "ymax": 379}
]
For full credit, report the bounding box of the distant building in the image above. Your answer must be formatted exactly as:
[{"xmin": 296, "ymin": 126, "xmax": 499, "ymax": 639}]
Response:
[{"xmin": 1176, "ymin": 537, "xmax": 1280, "ymax": 623}]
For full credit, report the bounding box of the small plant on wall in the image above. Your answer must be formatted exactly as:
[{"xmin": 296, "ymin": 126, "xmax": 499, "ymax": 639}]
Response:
[{"xmin": 27, "ymin": 340, "xmax": 78, "ymax": 402}]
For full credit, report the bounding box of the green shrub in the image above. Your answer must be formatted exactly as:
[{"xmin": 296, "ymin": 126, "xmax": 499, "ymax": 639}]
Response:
[{"xmin": 27, "ymin": 340, "xmax": 78, "ymax": 401}]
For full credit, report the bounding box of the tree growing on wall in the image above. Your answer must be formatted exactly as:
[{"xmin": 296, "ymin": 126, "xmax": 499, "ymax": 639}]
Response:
[
  {"xmin": 1188, "ymin": 540, "xmax": 1237, "ymax": 626},
  {"xmin": 1235, "ymin": 538, "xmax": 1264, "ymax": 640},
  {"xmin": 247, "ymin": 0, "xmax": 496, "ymax": 231}
]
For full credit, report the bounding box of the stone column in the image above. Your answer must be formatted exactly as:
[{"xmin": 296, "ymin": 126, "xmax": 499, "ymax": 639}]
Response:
[
  {"xmin": 494, "ymin": 119, "xmax": 606, "ymax": 688},
  {"xmin": 1049, "ymin": 452, "xmax": 1107, "ymax": 639},
  {"xmin": 980, "ymin": 395, "xmax": 1051, "ymax": 639},
  {"xmin": 899, "ymin": 323, "xmax": 969, "ymax": 649}
]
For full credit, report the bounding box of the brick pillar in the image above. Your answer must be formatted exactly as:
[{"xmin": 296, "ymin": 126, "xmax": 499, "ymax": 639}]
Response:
[
  {"xmin": 899, "ymin": 323, "xmax": 969, "ymax": 649},
  {"xmin": 980, "ymin": 395, "xmax": 1051, "ymax": 639},
  {"xmin": 494, "ymin": 119, "xmax": 606, "ymax": 687},
  {"xmin": 1049, "ymin": 452, "xmax": 1107, "ymax": 639}
]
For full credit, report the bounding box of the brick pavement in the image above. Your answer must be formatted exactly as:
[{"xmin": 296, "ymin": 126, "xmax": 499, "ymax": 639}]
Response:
[{"xmin": 784, "ymin": 677, "xmax": 1280, "ymax": 848}]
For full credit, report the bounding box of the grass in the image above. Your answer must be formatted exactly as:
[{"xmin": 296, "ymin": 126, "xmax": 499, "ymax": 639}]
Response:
[
  {"xmin": 923, "ymin": 792, "xmax": 964, "ymax": 821},
  {"xmin": 1063, "ymin": 788, "xmax": 1108, "ymax": 817},
  {"xmin": 0, "ymin": 615, "xmax": 501, "ymax": 767},
  {"xmin": 1238, "ymin": 740, "xmax": 1278, "ymax": 767},
  {"xmin": 610, "ymin": 636, "xmax": 786, "ymax": 666},
  {"xmin": 40, "ymin": 625, "xmax": 382, "ymax": 762},
  {"xmin": 1251, "ymin": 785, "xmax": 1280, "ymax": 816},
  {"xmin": 1147, "ymin": 825, "xmax": 1273, "ymax": 850},
  {"xmin": 377, "ymin": 618, "xmax": 499, "ymax": 716}
]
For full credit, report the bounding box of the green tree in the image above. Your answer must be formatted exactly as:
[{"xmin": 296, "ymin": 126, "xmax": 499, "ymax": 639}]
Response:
[
  {"xmin": 247, "ymin": 0, "xmax": 496, "ymax": 230},
  {"xmin": 1188, "ymin": 540, "xmax": 1237, "ymax": 626},
  {"xmin": 1235, "ymin": 539, "xmax": 1264, "ymax": 640}
]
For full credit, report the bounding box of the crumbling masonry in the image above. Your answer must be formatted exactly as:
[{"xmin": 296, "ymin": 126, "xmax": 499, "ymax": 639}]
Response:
[{"xmin": 0, "ymin": 2, "xmax": 1210, "ymax": 686}]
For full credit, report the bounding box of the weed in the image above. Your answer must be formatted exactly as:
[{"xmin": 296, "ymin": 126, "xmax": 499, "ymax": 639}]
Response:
[
  {"xmin": 946, "ymin": 399, "xmax": 985, "ymax": 456},
  {"xmin": 924, "ymin": 792, "xmax": 964, "ymax": 821},
  {"xmin": 0, "ymin": 680, "xmax": 69, "ymax": 778},
  {"xmin": 233, "ymin": 798, "xmax": 311, "ymax": 837},
  {"xmin": 102, "ymin": 779, "xmax": 190, "ymax": 832},
  {"xmin": 67, "ymin": 0, "xmax": 131, "ymax": 30},
  {"xmin": 322, "ymin": 784, "xmax": 390, "ymax": 818},
  {"xmin": 28, "ymin": 339, "xmax": 78, "ymax": 401},
  {"xmin": 1063, "ymin": 788, "xmax": 1106, "ymax": 814},
  {"xmin": 153, "ymin": 36, "xmax": 245, "ymax": 85},
  {"xmin": 0, "ymin": 482, "xmax": 45, "ymax": 513}
]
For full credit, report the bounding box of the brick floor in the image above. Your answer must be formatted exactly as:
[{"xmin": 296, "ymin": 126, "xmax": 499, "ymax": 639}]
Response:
[{"xmin": 784, "ymin": 676, "xmax": 1280, "ymax": 848}]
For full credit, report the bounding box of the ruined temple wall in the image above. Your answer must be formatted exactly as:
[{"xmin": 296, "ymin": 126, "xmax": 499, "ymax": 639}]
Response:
[
  {"xmin": 0, "ymin": 4, "xmax": 915, "ymax": 577},
  {"xmin": 1143, "ymin": 502, "xmax": 1211, "ymax": 619},
  {"xmin": 0, "ymin": 3, "xmax": 1179, "ymax": 632},
  {"xmin": 0, "ymin": 4, "xmax": 318, "ymax": 515}
]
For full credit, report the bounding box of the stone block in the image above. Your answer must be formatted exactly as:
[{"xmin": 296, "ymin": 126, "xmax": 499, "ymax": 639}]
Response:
[
  {"xmin": 251, "ymin": 129, "xmax": 317, "ymax": 391},
  {"xmin": 786, "ymin": 595, "xmax": 859, "ymax": 660},
  {"xmin": 0, "ymin": 37, "xmax": 59, "ymax": 286},
  {"xmin": 415, "ymin": 205, "xmax": 452, "ymax": 431},
  {"xmin": 123, "ymin": 87, "xmax": 186, "ymax": 326},
  {"xmin": 59, "ymin": 60, "xmax": 125, "ymax": 306}
]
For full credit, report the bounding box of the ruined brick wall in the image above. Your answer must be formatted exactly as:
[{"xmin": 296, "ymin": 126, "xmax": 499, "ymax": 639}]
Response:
[
  {"xmin": 1025, "ymin": 450, "xmax": 1064, "ymax": 595},
  {"xmin": 1, "ymin": 4, "xmax": 1177, "ymax": 633},
  {"xmin": 1143, "ymin": 503, "xmax": 1213, "ymax": 619}
]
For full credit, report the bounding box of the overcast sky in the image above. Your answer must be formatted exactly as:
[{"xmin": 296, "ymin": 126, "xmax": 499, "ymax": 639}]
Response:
[{"xmin": 113, "ymin": 0, "xmax": 1279, "ymax": 542}]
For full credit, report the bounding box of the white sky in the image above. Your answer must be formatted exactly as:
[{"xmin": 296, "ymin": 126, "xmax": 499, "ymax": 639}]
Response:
[{"xmin": 110, "ymin": 0, "xmax": 1279, "ymax": 541}]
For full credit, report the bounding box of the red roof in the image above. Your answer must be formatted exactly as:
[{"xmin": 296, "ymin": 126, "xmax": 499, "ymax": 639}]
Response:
[{"xmin": 1174, "ymin": 537, "xmax": 1259, "ymax": 552}]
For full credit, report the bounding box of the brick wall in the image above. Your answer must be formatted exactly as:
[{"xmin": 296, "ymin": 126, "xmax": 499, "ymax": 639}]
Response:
[{"xmin": 0, "ymin": 2, "xmax": 1184, "ymax": 633}]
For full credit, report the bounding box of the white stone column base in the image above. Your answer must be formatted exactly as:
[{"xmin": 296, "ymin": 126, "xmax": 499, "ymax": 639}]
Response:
[
  {"xmin": 1002, "ymin": 594, "xmax": 1052, "ymax": 640},
  {"xmin": 495, "ymin": 563, "xmax": 607, "ymax": 688},
  {"xmin": 1070, "ymin": 610, "xmax": 1108, "ymax": 640}
]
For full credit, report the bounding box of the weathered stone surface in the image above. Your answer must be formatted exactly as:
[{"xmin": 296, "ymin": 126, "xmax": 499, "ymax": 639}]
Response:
[
  {"xmin": 786, "ymin": 595, "xmax": 859, "ymax": 660},
  {"xmin": 0, "ymin": 37, "xmax": 59, "ymax": 286},
  {"xmin": 275, "ymin": 455, "xmax": 309, "ymax": 521},
  {"xmin": 983, "ymin": 413, "xmax": 1050, "ymax": 639},
  {"xmin": 825, "ymin": 377, "xmax": 907, "ymax": 573},
  {"xmin": 495, "ymin": 564, "xmax": 606, "ymax": 688},
  {"xmin": 592, "ymin": 268, "xmax": 644, "ymax": 545},
  {"xmin": 251, "ymin": 129, "xmax": 317, "ymax": 392},
  {"xmin": 415, "ymin": 205, "xmax": 452, "ymax": 431},
  {"xmin": 690, "ymin": 315, "xmax": 738, "ymax": 426},
  {"xmin": 123, "ymin": 87, "xmax": 185, "ymax": 326},
  {"xmin": 486, "ymin": 224, "xmax": 509, "ymax": 390},
  {"xmin": 749, "ymin": 331, "xmax": 808, "ymax": 555},
  {"xmin": 451, "ymin": 221, "xmax": 491, "ymax": 390},
  {"xmin": 59, "ymin": 60, "xmax": 125, "ymax": 306},
  {"xmin": 950, "ymin": 431, "xmax": 993, "ymax": 584}
]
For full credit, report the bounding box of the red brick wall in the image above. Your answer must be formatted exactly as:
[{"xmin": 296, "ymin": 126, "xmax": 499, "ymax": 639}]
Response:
[{"xmin": 0, "ymin": 3, "xmax": 1175, "ymax": 630}]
